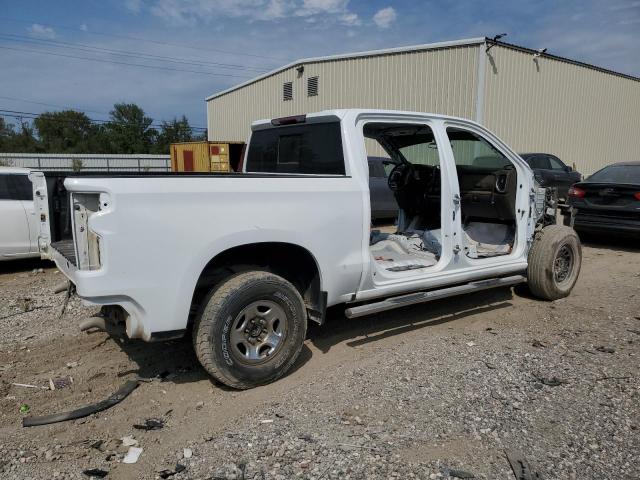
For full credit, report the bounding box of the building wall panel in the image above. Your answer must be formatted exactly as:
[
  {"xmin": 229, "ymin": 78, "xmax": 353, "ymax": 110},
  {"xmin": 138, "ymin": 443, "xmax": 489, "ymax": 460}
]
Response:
[
  {"xmin": 483, "ymin": 45, "xmax": 640, "ymax": 174},
  {"xmin": 207, "ymin": 45, "xmax": 480, "ymax": 142}
]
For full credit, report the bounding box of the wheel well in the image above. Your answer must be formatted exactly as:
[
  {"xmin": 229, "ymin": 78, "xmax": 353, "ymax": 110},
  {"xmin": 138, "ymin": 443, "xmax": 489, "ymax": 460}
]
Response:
[{"xmin": 190, "ymin": 242, "xmax": 326, "ymax": 325}]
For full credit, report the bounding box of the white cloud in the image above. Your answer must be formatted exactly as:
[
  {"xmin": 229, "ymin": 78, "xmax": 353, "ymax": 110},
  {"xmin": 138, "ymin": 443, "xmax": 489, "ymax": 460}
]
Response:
[
  {"xmin": 339, "ymin": 12, "xmax": 360, "ymax": 26},
  {"xmin": 125, "ymin": 0, "xmax": 144, "ymax": 13},
  {"xmin": 142, "ymin": 0, "xmax": 359, "ymax": 25},
  {"xmin": 80, "ymin": 23, "xmax": 89, "ymax": 32},
  {"xmin": 27, "ymin": 23, "xmax": 56, "ymax": 39},
  {"xmin": 373, "ymin": 6, "xmax": 396, "ymax": 29}
]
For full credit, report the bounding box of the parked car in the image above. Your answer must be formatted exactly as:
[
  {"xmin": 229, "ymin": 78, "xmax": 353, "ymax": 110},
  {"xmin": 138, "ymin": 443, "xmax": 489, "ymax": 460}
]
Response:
[
  {"xmin": 33, "ymin": 110, "xmax": 581, "ymax": 389},
  {"xmin": 0, "ymin": 167, "xmax": 40, "ymax": 260},
  {"xmin": 567, "ymin": 161, "xmax": 640, "ymax": 235},
  {"xmin": 368, "ymin": 156, "xmax": 398, "ymax": 221},
  {"xmin": 519, "ymin": 153, "xmax": 582, "ymax": 201}
]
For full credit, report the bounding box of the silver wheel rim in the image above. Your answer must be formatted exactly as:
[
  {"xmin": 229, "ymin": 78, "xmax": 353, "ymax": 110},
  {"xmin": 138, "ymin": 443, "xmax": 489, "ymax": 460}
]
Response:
[
  {"xmin": 554, "ymin": 243, "xmax": 574, "ymax": 285},
  {"xmin": 229, "ymin": 300, "xmax": 288, "ymax": 364}
]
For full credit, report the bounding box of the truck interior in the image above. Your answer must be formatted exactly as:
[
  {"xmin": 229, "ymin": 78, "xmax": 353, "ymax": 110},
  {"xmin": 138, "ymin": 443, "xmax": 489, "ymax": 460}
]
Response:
[{"xmin": 364, "ymin": 123, "xmax": 518, "ymax": 275}]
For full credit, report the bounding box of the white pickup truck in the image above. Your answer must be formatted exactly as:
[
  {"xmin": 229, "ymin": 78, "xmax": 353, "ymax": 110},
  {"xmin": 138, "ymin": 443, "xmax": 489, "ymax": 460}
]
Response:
[
  {"xmin": 32, "ymin": 109, "xmax": 581, "ymax": 389},
  {"xmin": 0, "ymin": 167, "xmax": 40, "ymax": 260}
]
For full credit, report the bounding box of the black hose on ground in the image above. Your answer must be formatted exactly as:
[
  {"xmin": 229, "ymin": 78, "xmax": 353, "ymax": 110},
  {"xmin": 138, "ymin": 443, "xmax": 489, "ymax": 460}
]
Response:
[{"xmin": 22, "ymin": 380, "xmax": 139, "ymax": 427}]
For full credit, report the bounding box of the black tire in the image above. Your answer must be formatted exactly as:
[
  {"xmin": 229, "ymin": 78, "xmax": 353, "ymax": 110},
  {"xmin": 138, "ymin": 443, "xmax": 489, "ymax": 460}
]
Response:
[
  {"xmin": 527, "ymin": 225, "xmax": 582, "ymax": 300},
  {"xmin": 193, "ymin": 271, "xmax": 307, "ymax": 389}
]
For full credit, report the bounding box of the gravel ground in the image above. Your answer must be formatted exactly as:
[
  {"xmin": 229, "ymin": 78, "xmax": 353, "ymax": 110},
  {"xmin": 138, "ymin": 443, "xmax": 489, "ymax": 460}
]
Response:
[{"xmin": 0, "ymin": 236, "xmax": 638, "ymax": 480}]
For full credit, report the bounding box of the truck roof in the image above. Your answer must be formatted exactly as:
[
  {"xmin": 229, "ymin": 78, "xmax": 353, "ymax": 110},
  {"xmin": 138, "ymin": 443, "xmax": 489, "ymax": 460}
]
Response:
[
  {"xmin": 251, "ymin": 109, "xmax": 483, "ymax": 131},
  {"xmin": 0, "ymin": 166, "xmax": 32, "ymax": 175}
]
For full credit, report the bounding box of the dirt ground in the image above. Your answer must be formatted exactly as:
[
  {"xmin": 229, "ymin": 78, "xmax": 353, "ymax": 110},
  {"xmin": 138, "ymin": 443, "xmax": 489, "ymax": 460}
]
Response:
[{"xmin": 1, "ymin": 234, "xmax": 638, "ymax": 479}]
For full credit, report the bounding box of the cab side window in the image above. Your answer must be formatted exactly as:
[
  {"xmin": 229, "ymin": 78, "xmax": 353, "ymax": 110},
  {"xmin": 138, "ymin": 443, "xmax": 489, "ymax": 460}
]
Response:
[{"xmin": 0, "ymin": 174, "xmax": 33, "ymax": 201}]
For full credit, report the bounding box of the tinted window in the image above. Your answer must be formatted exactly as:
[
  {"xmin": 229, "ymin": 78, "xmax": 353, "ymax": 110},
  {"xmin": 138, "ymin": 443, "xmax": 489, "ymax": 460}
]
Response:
[
  {"xmin": 526, "ymin": 155, "xmax": 551, "ymax": 169},
  {"xmin": 246, "ymin": 122, "xmax": 345, "ymax": 175},
  {"xmin": 447, "ymin": 128, "xmax": 511, "ymax": 169},
  {"xmin": 588, "ymin": 165, "xmax": 640, "ymax": 183},
  {"xmin": 548, "ymin": 156, "xmax": 565, "ymax": 170},
  {"xmin": 367, "ymin": 158, "xmax": 388, "ymax": 178},
  {"xmin": 0, "ymin": 174, "xmax": 33, "ymax": 201}
]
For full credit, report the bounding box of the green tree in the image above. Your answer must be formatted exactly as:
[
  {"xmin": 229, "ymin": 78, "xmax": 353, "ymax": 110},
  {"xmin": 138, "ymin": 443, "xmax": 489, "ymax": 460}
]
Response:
[
  {"xmin": 153, "ymin": 115, "xmax": 193, "ymax": 154},
  {"xmin": 2, "ymin": 121, "xmax": 40, "ymax": 153},
  {"xmin": 34, "ymin": 110, "xmax": 95, "ymax": 153},
  {"xmin": 104, "ymin": 103, "xmax": 156, "ymax": 154}
]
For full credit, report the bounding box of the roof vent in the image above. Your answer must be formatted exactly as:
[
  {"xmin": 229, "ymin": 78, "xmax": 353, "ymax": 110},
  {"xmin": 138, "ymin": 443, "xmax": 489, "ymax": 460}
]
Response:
[
  {"xmin": 307, "ymin": 76, "xmax": 318, "ymax": 97},
  {"xmin": 283, "ymin": 82, "xmax": 293, "ymax": 101}
]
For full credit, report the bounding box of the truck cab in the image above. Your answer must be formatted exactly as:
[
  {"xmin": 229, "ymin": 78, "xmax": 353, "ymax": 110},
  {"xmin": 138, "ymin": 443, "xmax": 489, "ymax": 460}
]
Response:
[
  {"xmin": 34, "ymin": 110, "xmax": 582, "ymax": 389},
  {"xmin": 0, "ymin": 167, "xmax": 40, "ymax": 260}
]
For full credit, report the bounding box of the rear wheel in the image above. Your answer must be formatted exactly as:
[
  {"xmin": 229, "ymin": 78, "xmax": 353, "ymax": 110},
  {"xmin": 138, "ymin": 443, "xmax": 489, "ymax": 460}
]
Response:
[
  {"xmin": 527, "ymin": 225, "xmax": 582, "ymax": 300},
  {"xmin": 193, "ymin": 271, "xmax": 307, "ymax": 389}
]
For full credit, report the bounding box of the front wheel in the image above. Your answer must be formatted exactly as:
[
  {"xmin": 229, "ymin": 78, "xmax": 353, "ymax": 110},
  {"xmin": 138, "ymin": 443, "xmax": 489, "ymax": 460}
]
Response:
[
  {"xmin": 193, "ymin": 271, "xmax": 307, "ymax": 389},
  {"xmin": 527, "ymin": 225, "xmax": 582, "ymax": 300}
]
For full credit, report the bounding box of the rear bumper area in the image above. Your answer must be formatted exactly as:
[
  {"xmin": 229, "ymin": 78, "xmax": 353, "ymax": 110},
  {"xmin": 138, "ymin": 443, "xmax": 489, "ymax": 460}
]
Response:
[{"xmin": 574, "ymin": 212, "xmax": 640, "ymax": 234}]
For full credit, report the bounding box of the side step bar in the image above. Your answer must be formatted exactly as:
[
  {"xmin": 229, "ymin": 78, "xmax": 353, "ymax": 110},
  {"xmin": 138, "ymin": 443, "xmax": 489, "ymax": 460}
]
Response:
[{"xmin": 345, "ymin": 275, "xmax": 526, "ymax": 319}]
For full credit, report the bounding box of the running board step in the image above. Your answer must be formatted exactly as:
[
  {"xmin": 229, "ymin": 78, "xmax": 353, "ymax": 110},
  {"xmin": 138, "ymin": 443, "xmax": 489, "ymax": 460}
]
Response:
[{"xmin": 345, "ymin": 275, "xmax": 526, "ymax": 319}]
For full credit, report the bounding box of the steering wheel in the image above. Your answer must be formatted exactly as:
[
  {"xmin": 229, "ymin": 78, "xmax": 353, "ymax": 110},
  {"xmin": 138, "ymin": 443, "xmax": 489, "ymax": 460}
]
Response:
[{"xmin": 387, "ymin": 162, "xmax": 414, "ymax": 192}]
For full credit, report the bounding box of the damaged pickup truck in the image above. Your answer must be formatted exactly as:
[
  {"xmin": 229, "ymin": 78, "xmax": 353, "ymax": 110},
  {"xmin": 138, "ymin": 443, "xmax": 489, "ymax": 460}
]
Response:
[{"xmin": 31, "ymin": 109, "xmax": 581, "ymax": 389}]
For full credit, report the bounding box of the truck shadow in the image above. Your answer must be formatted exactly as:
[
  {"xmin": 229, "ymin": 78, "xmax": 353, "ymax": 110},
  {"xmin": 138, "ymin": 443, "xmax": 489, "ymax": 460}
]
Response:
[
  {"xmin": 111, "ymin": 287, "xmax": 514, "ymax": 388},
  {"xmin": 307, "ymin": 287, "xmax": 514, "ymax": 354},
  {"xmin": 0, "ymin": 258, "xmax": 55, "ymax": 274}
]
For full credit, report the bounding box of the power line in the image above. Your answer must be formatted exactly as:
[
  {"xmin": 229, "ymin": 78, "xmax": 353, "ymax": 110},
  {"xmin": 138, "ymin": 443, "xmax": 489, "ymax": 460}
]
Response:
[
  {"xmin": 0, "ymin": 16, "xmax": 290, "ymax": 63},
  {"xmin": 0, "ymin": 45, "xmax": 253, "ymax": 78},
  {"xmin": 0, "ymin": 33, "xmax": 269, "ymax": 72},
  {"xmin": 0, "ymin": 97, "xmax": 208, "ymax": 130},
  {"xmin": 0, "ymin": 109, "xmax": 208, "ymax": 131}
]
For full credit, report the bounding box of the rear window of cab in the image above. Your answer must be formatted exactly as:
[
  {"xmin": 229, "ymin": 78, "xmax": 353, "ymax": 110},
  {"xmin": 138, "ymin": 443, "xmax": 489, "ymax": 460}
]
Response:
[{"xmin": 246, "ymin": 122, "xmax": 345, "ymax": 175}]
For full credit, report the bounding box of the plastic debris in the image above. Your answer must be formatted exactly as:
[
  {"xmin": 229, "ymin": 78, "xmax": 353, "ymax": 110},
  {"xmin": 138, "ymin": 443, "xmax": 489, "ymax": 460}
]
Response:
[
  {"xmin": 19, "ymin": 404, "xmax": 30, "ymax": 414},
  {"xmin": 49, "ymin": 376, "xmax": 74, "ymax": 390},
  {"xmin": 82, "ymin": 468, "xmax": 109, "ymax": 478},
  {"xmin": 133, "ymin": 418, "xmax": 164, "ymax": 430},
  {"xmin": 183, "ymin": 448, "xmax": 193, "ymax": 459},
  {"xmin": 121, "ymin": 436, "xmax": 138, "ymax": 447},
  {"xmin": 123, "ymin": 446, "xmax": 143, "ymax": 464},
  {"xmin": 158, "ymin": 463, "xmax": 186, "ymax": 478}
]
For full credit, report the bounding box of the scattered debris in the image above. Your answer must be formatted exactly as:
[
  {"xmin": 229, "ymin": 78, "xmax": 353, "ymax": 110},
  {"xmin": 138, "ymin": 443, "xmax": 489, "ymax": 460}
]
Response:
[
  {"xmin": 260, "ymin": 419, "xmax": 274, "ymax": 424},
  {"xmin": 66, "ymin": 361, "xmax": 79, "ymax": 368},
  {"xmin": 19, "ymin": 404, "xmax": 30, "ymax": 414},
  {"xmin": 466, "ymin": 341, "xmax": 476, "ymax": 347},
  {"xmin": 49, "ymin": 375, "xmax": 74, "ymax": 390},
  {"xmin": 0, "ymin": 305, "xmax": 53, "ymax": 321},
  {"xmin": 133, "ymin": 418, "xmax": 165, "ymax": 430},
  {"xmin": 531, "ymin": 339, "xmax": 546, "ymax": 348},
  {"xmin": 12, "ymin": 382, "xmax": 48, "ymax": 390},
  {"xmin": 183, "ymin": 448, "xmax": 193, "ymax": 459},
  {"xmin": 627, "ymin": 329, "xmax": 640, "ymax": 335},
  {"xmin": 22, "ymin": 379, "xmax": 139, "ymax": 427},
  {"xmin": 533, "ymin": 373, "xmax": 568, "ymax": 387},
  {"xmin": 121, "ymin": 436, "xmax": 138, "ymax": 447},
  {"xmin": 595, "ymin": 346, "xmax": 615, "ymax": 354},
  {"xmin": 158, "ymin": 463, "xmax": 186, "ymax": 478},
  {"xmin": 82, "ymin": 468, "xmax": 109, "ymax": 478},
  {"xmin": 122, "ymin": 446, "xmax": 143, "ymax": 464},
  {"xmin": 505, "ymin": 449, "xmax": 541, "ymax": 480}
]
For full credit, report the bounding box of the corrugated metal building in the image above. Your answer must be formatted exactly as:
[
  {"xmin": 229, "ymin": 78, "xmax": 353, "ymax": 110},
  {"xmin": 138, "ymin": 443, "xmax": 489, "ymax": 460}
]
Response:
[{"xmin": 206, "ymin": 37, "xmax": 640, "ymax": 174}]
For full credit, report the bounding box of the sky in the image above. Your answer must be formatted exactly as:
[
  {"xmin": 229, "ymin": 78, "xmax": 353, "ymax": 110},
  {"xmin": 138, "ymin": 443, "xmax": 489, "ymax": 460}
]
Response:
[{"xmin": 1, "ymin": 0, "xmax": 639, "ymax": 131}]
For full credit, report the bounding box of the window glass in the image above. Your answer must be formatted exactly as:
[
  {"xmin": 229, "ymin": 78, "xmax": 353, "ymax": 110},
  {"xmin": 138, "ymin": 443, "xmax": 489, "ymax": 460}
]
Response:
[
  {"xmin": 548, "ymin": 156, "xmax": 565, "ymax": 170},
  {"xmin": 0, "ymin": 175, "xmax": 11, "ymax": 200},
  {"xmin": 0, "ymin": 174, "xmax": 32, "ymax": 201},
  {"xmin": 246, "ymin": 122, "xmax": 345, "ymax": 175},
  {"xmin": 588, "ymin": 165, "xmax": 640, "ymax": 183},
  {"xmin": 446, "ymin": 128, "xmax": 511, "ymax": 169},
  {"xmin": 367, "ymin": 158, "xmax": 388, "ymax": 178},
  {"xmin": 526, "ymin": 155, "xmax": 551, "ymax": 170},
  {"xmin": 11, "ymin": 175, "xmax": 33, "ymax": 200}
]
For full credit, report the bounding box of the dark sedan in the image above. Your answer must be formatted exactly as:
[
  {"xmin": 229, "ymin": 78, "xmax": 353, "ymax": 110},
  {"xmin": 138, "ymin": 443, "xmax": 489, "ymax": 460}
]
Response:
[
  {"xmin": 567, "ymin": 162, "xmax": 640, "ymax": 235},
  {"xmin": 519, "ymin": 153, "xmax": 582, "ymax": 201}
]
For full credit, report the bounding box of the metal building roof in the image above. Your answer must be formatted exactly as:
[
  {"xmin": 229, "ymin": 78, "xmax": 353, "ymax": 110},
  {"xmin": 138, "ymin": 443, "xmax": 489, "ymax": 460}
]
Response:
[{"xmin": 206, "ymin": 36, "xmax": 640, "ymax": 101}]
